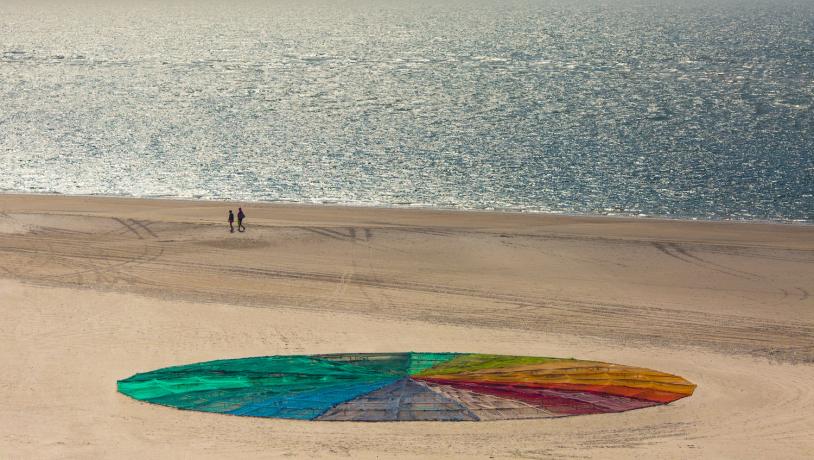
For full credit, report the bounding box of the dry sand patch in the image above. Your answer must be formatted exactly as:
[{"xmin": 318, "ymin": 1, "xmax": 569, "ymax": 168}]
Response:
[{"xmin": 0, "ymin": 195, "xmax": 812, "ymax": 458}]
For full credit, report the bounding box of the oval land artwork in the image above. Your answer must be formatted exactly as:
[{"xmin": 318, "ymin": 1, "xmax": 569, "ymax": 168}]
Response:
[{"xmin": 117, "ymin": 353, "xmax": 696, "ymax": 421}]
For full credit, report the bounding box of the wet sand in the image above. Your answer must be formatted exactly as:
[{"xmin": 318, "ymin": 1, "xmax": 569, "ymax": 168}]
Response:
[{"xmin": 1, "ymin": 194, "xmax": 812, "ymax": 458}]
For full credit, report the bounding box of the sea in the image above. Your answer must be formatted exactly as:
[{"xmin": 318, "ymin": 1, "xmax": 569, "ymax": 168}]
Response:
[{"xmin": 1, "ymin": 0, "xmax": 812, "ymax": 221}]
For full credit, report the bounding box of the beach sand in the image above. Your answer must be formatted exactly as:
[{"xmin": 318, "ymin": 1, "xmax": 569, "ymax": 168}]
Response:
[{"xmin": 1, "ymin": 194, "xmax": 812, "ymax": 458}]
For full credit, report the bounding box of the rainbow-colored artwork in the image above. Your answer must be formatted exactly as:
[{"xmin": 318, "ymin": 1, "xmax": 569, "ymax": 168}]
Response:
[{"xmin": 117, "ymin": 353, "xmax": 695, "ymax": 421}]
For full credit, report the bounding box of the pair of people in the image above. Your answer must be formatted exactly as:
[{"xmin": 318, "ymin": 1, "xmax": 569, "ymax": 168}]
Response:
[{"xmin": 228, "ymin": 208, "xmax": 246, "ymax": 233}]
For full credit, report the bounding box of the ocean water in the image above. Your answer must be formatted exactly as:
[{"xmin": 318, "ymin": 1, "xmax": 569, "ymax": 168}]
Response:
[{"xmin": 1, "ymin": 0, "xmax": 811, "ymax": 221}]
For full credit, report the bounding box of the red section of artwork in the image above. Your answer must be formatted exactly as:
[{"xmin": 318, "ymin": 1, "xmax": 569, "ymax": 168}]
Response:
[{"xmin": 414, "ymin": 378, "xmax": 608, "ymax": 415}]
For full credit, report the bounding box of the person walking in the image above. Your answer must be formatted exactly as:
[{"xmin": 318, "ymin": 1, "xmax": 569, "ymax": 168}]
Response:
[
  {"xmin": 228, "ymin": 210, "xmax": 235, "ymax": 233},
  {"xmin": 237, "ymin": 207, "xmax": 246, "ymax": 232}
]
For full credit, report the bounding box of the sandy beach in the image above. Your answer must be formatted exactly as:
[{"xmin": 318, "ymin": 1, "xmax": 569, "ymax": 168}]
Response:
[{"xmin": 1, "ymin": 194, "xmax": 812, "ymax": 458}]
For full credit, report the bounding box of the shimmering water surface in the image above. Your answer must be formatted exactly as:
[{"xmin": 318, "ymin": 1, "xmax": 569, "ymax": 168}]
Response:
[{"xmin": 1, "ymin": 0, "xmax": 812, "ymax": 220}]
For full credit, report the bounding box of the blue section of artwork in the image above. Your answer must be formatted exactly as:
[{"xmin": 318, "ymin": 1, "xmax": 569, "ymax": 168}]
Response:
[{"xmin": 227, "ymin": 379, "xmax": 399, "ymax": 419}]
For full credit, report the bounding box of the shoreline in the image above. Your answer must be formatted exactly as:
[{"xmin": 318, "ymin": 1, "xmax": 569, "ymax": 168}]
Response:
[{"xmin": 2, "ymin": 191, "xmax": 811, "ymax": 227}]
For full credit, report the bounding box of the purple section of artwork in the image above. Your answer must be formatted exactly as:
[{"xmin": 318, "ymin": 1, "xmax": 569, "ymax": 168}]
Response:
[{"xmin": 416, "ymin": 378, "xmax": 657, "ymax": 415}]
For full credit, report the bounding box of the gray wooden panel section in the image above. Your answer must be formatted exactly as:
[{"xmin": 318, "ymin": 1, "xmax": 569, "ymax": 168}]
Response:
[
  {"xmin": 317, "ymin": 378, "xmax": 477, "ymax": 421},
  {"xmin": 421, "ymin": 381, "xmax": 559, "ymax": 420}
]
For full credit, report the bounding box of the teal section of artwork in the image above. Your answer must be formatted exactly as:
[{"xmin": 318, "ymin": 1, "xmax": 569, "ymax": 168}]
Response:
[
  {"xmin": 314, "ymin": 352, "xmax": 461, "ymax": 377},
  {"xmin": 406, "ymin": 353, "xmax": 461, "ymax": 375},
  {"xmin": 315, "ymin": 353, "xmax": 411, "ymax": 378}
]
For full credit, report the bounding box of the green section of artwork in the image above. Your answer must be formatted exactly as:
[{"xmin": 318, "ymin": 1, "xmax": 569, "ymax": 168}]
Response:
[{"xmin": 412, "ymin": 354, "xmax": 563, "ymax": 376}]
